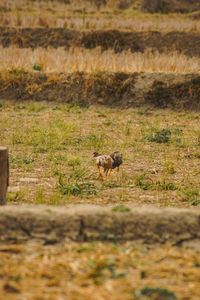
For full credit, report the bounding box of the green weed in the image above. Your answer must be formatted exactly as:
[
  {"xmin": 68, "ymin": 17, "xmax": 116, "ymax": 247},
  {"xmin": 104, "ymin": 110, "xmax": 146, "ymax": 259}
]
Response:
[
  {"xmin": 10, "ymin": 155, "xmax": 35, "ymax": 168},
  {"xmin": 112, "ymin": 205, "xmax": 131, "ymax": 213},
  {"xmin": 67, "ymin": 157, "xmax": 81, "ymax": 167},
  {"xmin": 135, "ymin": 286, "xmax": 177, "ymax": 300},
  {"xmin": 88, "ymin": 259, "xmax": 127, "ymax": 284},
  {"xmin": 7, "ymin": 190, "xmax": 26, "ymax": 202},
  {"xmin": 134, "ymin": 174, "xmax": 153, "ymax": 190},
  {"xmin": 155, "ymin": 179, "xmax": 176, "ymax": 191},
  {"xmin": 124, "ymin": 120, "xmax": 132, "ymax": 136},
  {"xmin": 57, "ymin": 170, "xmax": 97, "ymax": 197},
  {"xmin": 103, "ymin": 119, "xmax": 116, "ymax": 127},
  {"xmin": 181, "ymin": 188, "xmax": 200, "ymax": 206},
  {"xmin": 26, "ymin": 103, "xmax": 46, "ymax": 112},
  {"xmin": 145, "ymin": 128, "xmax": 171, "ymax": 143},
  {"xmin": 36, "ymin": 187, "xmax": 45, "ymax": 204},
  {"xmin": 164, "ymin": 161, "xmax": 176, "ymax": 174},
  {"xmin": 11, "ymin": 119, "xmax": 76, "ymax": 153},
  {"xmin": 77, "ymin": 246, "xmax": 94, "ymax": 253},
  {"xmin": 48, "ymin": 193, "xmax": 65, "ymax": 205},
  {"xmin": 84, "ymin": 133, "xmax": 107, "ymax": 150},
  {"xmin": 140, "ymin": 270, "xmax": 147, "ymax": 279}
]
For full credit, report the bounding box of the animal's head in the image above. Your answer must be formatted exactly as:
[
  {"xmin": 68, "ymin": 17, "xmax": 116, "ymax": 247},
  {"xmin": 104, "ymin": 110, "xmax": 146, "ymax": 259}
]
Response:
[{"xmin": 93, "ymin": 152, "xmax": 100, "ymax": 157}]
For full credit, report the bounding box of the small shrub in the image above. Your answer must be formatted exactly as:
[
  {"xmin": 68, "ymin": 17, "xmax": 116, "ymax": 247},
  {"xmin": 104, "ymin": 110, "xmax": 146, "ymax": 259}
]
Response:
[
  {"xmin": 59, "ymin": 181, "xmax": 97, "ymax": 196},
  {"xmin": 57, "ymin": 172, "xmax": 97, "ymax": 196},
  {"xmin": 32, "ymin": 63, "xmax": 43, "ymax": 72},
  {"xmin": 145, "ymin": 128, "xmax": 171, "ymax": 143}
]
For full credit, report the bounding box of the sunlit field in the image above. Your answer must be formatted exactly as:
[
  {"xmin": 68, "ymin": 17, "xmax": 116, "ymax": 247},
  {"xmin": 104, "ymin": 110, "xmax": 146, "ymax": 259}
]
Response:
[
  {"xmin": 1, "ymin": 0, "xmax": 200, "ymax": 299},
  {"xmin": 0, "ymin": 101, "xmax": 198, "ymax": 207}
]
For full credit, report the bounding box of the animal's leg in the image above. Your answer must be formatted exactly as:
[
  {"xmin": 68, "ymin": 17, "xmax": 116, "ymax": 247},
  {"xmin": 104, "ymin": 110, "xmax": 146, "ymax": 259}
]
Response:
[
  {"xmin": 98, "ymin": 166, "xmax": 103, "ymax": 178},
  {"xmin": 108, "ymin": 168, "xmax": 112, "ymax": 177},
  {"xmin": 105, "ymin": 168, "xmax": 109, "ymax": 181}
]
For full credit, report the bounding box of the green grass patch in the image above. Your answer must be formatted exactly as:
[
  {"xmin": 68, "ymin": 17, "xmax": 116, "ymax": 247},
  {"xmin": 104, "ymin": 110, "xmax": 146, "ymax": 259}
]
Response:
[
  {"xmin": 112, "ymin": 205, "xmax": 131, "ymax": 212},
  {"xmin": 135, "ymin": 286, "xmax": 177, "ymax": 299}
]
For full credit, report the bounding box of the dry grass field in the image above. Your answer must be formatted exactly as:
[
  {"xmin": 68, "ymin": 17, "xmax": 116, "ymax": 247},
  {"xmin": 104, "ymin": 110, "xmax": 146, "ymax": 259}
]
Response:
[
  {"xmin": 1, "ymin": 46, "xmax": 200, "ymax": 73},
  {"xmin": 1, "ymin": 0, "xmax": 200, "ymax": 32},
  {"xmin": 2, "ymin": 12, "xmax": 200, "ymax": 32},
  {"xmin": 0, "ymin": 0, "xmax": 200, "ymax": 299},
  {"xmin": 0, "ymin": 242, "xmax": 200, "ymax": 300}
]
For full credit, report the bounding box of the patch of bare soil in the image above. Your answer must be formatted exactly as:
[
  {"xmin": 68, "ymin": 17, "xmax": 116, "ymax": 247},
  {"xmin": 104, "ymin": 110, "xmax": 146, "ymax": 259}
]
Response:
[
  {"xmin": 0, "ymin": 71, "xmax": 200, "ymax": 109},
  {"xmin": 1, "ymin": 28, "xmax": 200, "ymax": 58}
]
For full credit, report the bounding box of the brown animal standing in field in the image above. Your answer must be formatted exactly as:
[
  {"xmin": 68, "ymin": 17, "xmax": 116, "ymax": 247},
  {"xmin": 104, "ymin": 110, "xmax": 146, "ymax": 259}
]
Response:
[{"xmin": 93, "ymin": 151, "xmax": 122, "ymax": 180}]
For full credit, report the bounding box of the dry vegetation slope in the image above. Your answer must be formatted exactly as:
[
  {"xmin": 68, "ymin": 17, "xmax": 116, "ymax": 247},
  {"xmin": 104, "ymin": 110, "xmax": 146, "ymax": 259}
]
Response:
[
  {"xmin": 1, "ymin": 28, "xmax": 200, "ymax": 58},
  {"xmin": 0, "ymin": 71, "xmax": 200, "ymax": 109}
]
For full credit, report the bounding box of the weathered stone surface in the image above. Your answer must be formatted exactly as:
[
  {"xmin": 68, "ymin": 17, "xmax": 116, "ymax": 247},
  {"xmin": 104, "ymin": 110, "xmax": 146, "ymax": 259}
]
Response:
[{"xmin": 0, "ymin": 205, "xmax": 199, "ymax": 248}]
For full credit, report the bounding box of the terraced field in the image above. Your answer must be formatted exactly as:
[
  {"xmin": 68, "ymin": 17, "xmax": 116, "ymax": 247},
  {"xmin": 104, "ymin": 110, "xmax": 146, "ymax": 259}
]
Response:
[{"xmin": 0, "ymin": 0, "xmax": 200, "ymax": 299}]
